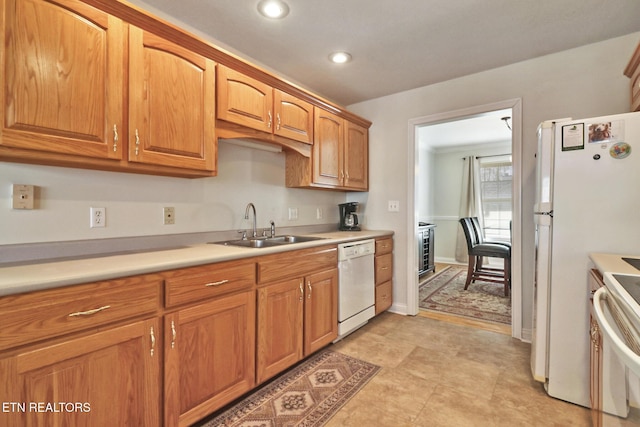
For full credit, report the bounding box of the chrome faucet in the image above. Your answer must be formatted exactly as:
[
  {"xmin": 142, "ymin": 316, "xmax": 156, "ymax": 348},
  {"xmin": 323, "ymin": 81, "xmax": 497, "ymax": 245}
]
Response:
[
  {"xmin": 270, "ymin": 220, "xmax": 276, "ymax": 238},
  {"xmin": 244, "ymin": 203, "xmax": 257, "ymax": 238}
]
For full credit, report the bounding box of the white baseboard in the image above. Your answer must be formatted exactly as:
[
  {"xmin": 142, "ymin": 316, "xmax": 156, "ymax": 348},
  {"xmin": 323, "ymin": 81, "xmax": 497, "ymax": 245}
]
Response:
[
  {"xmin": 434, "ymin": 257, "xmax": 465, "ymax": 265},
  {"xmin": 388, "ymin": 302, "xmax": 408, "ymax": 316}
]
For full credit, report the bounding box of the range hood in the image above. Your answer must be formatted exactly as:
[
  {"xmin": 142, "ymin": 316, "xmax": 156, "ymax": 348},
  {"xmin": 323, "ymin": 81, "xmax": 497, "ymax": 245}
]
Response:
[{"xmin": 216, "ymin": 120, "xmax": 311, "ymax": 158}]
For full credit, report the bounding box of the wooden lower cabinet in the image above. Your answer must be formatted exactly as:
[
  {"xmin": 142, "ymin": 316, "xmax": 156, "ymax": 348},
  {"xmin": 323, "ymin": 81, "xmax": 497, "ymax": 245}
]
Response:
[
  {"xmin": 257, "ymin": 268, "xmax": 338, "ymax": 384},
  {"xmin": 257, "ymin": 277, "xmax": 304, "ymax": 383},
  {"xmin": 0, "ymin": 318, "xmax": 161, "ymax": 427},
  {"xmin": 375, "ymin": 237, "xmax": 394, "ymax": 314},
  {"xmin": 0, "ymin": 248, "xmax": 340, "ymax": 426},
  {"xmin": 589, "ymin": 269, "xmax": 604, "ymax": 427},
  {"xmin": 164, "ymin": 290, "xmax": 256, "ymax": 427},
  {"xmin": 304, "ymin": 269, "xmax": 339, "ymax": 355}
]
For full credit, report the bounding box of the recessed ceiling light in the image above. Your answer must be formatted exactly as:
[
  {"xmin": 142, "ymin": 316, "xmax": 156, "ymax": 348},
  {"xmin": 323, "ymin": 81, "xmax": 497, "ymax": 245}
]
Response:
[
  {"xmin": 329, "ymin": 52, "xmax": 352, "ymax": 64},
  {"xmin": 257, "ymin": 0, "xmax": 290, "ymax": 19}
]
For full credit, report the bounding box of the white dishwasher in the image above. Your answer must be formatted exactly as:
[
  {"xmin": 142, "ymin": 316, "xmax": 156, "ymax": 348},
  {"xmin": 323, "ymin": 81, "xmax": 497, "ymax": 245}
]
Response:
[{"xmin": 336, "ymin": 239, "xmax": 376, "ymax": 340}]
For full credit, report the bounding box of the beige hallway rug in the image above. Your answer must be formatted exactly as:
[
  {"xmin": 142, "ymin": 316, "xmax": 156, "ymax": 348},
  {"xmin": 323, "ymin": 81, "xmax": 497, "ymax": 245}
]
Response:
[
  {"xmin": 419, "ymin": 265, "xmax": 511, "ymax": 324},
  {"xmin": 197, "ymin": 349, "xmax": 379, "ymax": 427}
]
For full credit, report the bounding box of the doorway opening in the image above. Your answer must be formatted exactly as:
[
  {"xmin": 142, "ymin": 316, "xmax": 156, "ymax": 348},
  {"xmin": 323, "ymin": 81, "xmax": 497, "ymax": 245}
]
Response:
[{"xmin": 407, "ymin": 99, "xmax": 523, "ymax": 339}]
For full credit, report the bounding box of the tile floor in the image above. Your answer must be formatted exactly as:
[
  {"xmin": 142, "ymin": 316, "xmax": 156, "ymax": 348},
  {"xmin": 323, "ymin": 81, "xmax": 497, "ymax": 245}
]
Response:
[{"xmin": 327, "ymin": 312, "xmax": 592, "ymax": 427}]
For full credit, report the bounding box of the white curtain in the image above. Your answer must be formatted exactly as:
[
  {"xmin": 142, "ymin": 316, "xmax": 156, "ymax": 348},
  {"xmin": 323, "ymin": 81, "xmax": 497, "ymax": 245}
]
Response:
[{"xmin": 455, "ymin": 156, "xmax": 483, "ymax": 263}]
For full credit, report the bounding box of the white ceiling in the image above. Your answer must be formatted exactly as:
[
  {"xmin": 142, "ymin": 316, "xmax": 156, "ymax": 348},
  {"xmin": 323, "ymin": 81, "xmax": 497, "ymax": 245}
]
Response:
[
  {"xmin": 419, "ymin": 108, "xmax": 513, "ymax": 150},
  {"xmin": 130, "ymin": 0, "xmax": 640, "ymax": 106}
]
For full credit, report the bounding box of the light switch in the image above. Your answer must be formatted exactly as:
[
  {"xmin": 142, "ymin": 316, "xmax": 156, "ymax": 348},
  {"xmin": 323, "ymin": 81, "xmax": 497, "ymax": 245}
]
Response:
[{"xmin": 12, "ymin": 184, "xmax": 35, "ymax": 210}]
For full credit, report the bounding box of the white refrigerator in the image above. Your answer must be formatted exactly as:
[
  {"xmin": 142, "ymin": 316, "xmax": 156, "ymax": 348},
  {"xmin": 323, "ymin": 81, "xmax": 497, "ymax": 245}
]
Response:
[{"xmin": 531, "ymin": 111, "xmax": 640, "ymax": 407}]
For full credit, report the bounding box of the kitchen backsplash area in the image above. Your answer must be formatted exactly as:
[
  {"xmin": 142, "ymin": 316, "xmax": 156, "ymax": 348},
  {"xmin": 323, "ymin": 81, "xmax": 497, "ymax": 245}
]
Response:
[{"xmin": 0, "ymin": 142, "xmax": 348, "ymax": 251}]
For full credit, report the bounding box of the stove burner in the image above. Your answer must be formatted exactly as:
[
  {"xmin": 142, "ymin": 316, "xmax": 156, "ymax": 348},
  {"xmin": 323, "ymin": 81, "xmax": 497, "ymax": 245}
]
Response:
[{"xmin": 623, "ymin": 258, "xmax": 640, "ymax": 271}]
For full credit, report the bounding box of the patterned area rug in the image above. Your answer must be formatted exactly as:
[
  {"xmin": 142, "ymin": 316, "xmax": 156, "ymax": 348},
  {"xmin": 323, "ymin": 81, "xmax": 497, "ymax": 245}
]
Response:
[
  {"xmin": 198, "ymin": 349, "xmax": 379, "ymax": 427},
  {"xmin": 419, "ymin": 265, "xmax": 511, "ymax": 324}
]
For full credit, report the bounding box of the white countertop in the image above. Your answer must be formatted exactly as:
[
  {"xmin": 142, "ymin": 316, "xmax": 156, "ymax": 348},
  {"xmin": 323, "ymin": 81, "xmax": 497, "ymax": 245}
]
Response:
[
  {"xmin": 0, "ymin": 230, "xmax": 393, "ymax": 297},
  {"xmin": 590, "ymin": 253, "xmax": 640, "ymax": 276},
  {"xmin": 590, "ymin": 252, "xmax": 640, "ymax": 320}
]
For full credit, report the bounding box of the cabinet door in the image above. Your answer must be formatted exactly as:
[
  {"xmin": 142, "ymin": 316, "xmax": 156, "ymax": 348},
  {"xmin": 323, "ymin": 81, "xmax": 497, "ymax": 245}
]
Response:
[
  {"xmin": 590, "ymin": 306, "xmax": 603, "ymax": 427},
  {"xmin": 129, "ymin": 27, "xmax": 216, "ymax": 171},
  {"xmin": 0, "ymin": 318, "xmax": 160, "ymax": 427},
  {"xmin": 343, "ymin": 121, "xmax": 369, "ymax": 190},
  {"xmin": 313, "ymin": 109, "xmax": 344, "ymax": 187},
  {"xmin": 217, "ymin": 65, "xmax": 273, "ymax": 133},
  {"xmin": 304, "ymin": 268, "xmax": 338, "ymax": 355},
  {"xmin": 274, "ymin": 89, "xmax": 313, "ymax": 144},
  {"xmin": 2, "ymin": 0, "xmax": 125, "ymax": 159},
  {"xmin": 164, "ymin": 291, "xmax": 255, "ymax": 427},
  {"xmin": 589, "ymin": 269, "xmax": 603, "ymax": 427},
  {"xmin": 257, "ymin": 278, "xmax": 304, "ymax": 384}
]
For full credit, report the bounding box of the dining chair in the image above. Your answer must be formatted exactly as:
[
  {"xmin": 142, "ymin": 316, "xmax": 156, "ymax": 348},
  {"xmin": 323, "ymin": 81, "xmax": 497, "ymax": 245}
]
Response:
[{"xmin": 459, "ymin": 217, "xmax": 511, "ymax": 296}]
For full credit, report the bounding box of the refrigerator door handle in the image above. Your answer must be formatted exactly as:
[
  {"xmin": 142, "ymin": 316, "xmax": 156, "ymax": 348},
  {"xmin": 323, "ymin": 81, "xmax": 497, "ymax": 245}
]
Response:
[{"xmin": 534, "ymin": 210, "xmax": 553, "ymax": 217}]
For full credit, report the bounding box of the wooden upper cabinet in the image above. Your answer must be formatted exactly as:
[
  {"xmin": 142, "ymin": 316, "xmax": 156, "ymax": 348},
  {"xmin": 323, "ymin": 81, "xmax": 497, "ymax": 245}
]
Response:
[
  {"xmin": 286, "ymin": 108, "xmax": 368, "ymax": 191},
  {"xmin": 624, "ymin": 40, "xmax": 640, "ymax": 112},
  {"xmin": 217, "ymin": 65, "xmax": 313, "ymax": 144},
  {"xmin": 313, "ymin": 108, "xmax": 344, "ymax": 187},
  {"xmin": 128, "ymin": 27, "xmax": 216, "ymax": 172},
  {"xmin": 274, "ymin": 89, "xmax": 314, "ymax": 143},
  {"xmin": 217, "ymin": 65, "xmax": 273, "ymax": 133},
  {"xmin": 344, "ymin": 121, "xmax": 369, "ymax": 190},
  {"xmin": 1, "ymin": 0, "xmax": 125, "ymax": 159}
]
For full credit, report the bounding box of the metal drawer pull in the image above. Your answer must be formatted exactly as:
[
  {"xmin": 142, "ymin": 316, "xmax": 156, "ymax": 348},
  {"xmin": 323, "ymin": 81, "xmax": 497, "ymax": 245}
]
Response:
[
  {"xmin": 205, "ymin": 279, "xmax": 229, "ymax": 287},
  {"xmin": 381, "ymin": 266, "xmax": 389, "ymax": 270},
  {"xmin": 113, "ymin": 124, "xmax": 118, "ymax": 152},
  {"xmin": 171, "ymin": 320, "xmax": 177, "ymax": 349},
  {"xmin": 307, "ymin": 281, "xmax": 312, "ymax": 299},
  {"xmin": 134, "ymin": 129, "xmax": 140, "ymax": 155},
  {"xmin": 268, "ymin": 111, "xmax": 272, "ymax": 128},
  {"xmin": 150, "ymin": 326, "xmax": 156, "ymax": 357},
  {"xmin": 590, "ymin": 324, "xmax": 600, "ymax": 351},
  {"xmin": 68, "ymin": 305, "xmax": 111, "ymax": 317},
  {"xmin": 276, "ymin": 113, "xmax": 281, "ymax": 130},
  {"xmin": 299, "ymin": 281, "xmax": 304, "ymax": 301}
]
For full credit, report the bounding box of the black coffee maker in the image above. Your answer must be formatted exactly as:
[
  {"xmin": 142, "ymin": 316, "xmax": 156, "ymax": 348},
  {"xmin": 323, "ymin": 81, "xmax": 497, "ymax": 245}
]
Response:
[{"xmin": 339, "ymin": 202, "xmax": 360, "ymax": 231}]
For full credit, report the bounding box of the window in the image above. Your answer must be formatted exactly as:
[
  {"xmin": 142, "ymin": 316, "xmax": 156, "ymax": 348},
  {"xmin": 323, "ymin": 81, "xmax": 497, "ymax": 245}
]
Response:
[{"xmin": 479, "ymin": 159, "xmax": 512, "ymax": 241}]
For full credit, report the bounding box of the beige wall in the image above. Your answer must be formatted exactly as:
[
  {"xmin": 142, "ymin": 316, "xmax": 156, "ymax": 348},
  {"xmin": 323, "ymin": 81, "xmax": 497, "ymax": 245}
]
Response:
[
  {"xmin": 0, "ymin": 142, "xmax": 346, "ymax": 245},
  {"xmin": 425, "ymin": 141, "xmax": 511, "ymax": 263},
  {"xmin": 347, "ymin": 32, "xmax": 640, "ymax": 335}
]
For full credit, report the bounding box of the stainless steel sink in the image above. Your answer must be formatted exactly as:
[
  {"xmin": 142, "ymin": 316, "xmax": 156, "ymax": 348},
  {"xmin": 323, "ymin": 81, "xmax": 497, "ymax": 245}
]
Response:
[
  {"xmin": 211, "ymin": 235, "xmax": 325, "ymax": 248},
  {"xmin": 268, "ymin": 235, "xmax": 325, "ymax": 243}
]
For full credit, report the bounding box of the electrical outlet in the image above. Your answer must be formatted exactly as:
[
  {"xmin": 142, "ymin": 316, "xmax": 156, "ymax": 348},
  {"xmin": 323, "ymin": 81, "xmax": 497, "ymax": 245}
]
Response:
[
  {"xmin": 90, "ymin": 207, "xmax": 106, "ymax": 228},
  {"xmin": 288, "ymin": 207, "xmax": 298, "ymax": 220},
  {"xmin": 316, "ymin": 208, "xmax": 323, "ymax": 220},
  {"xmin": 163, "ymin": 207, "xmax": 175, "ymax": 225},
  {"xmin": 388, "ymin": 200, "xmax": 400, "ymax": 212}
]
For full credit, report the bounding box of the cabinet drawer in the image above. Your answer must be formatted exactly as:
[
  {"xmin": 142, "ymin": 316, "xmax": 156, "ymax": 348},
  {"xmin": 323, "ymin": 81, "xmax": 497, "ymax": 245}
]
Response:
[
  {"xmin": 164, "ymin": 260, "xmax": 256, "ymax": 308},
  {"xmin": 375, "ymin": 238, "xmax": 393, "ymax": 255},
  {"xmin": 375, "ymin": 281, "xmax": 392, "ymax": 315},
  {"xmin": 257, "ymin": 246, "xmax": 337, "ymax": 284},
  {"xmin": 0, "ymin": 275, "xmax": 162, "ymax": 351},
  {"xmin": 375, "ymin": 253, "xmax": 393, "ymax": 284}
]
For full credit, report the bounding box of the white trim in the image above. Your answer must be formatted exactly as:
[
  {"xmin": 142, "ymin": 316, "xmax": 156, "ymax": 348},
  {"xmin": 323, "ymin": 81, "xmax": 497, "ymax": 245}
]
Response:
[
  {"xmin": 427, "ymin": 216, "xmax": 459, "ymax": 221},
  {"xmin": 407, "ymin": 98, "xmax": 524, "ymax": 340}
]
